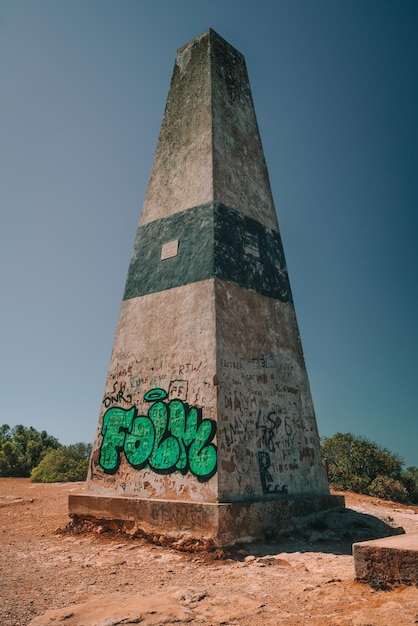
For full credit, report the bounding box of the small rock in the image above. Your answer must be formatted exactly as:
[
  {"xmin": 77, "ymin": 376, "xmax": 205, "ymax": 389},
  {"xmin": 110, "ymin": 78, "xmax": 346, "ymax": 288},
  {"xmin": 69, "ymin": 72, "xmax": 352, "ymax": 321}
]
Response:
[{"xmin": 244, "ymin": 555, "xmax": 256, "ymax": 563}]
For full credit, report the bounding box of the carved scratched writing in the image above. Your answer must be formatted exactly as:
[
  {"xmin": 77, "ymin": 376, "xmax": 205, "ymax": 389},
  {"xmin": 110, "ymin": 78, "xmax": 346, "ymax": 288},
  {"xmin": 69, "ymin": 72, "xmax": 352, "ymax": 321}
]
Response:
[
  {"xmin": 151, "ymin": 504, "xmax": 207, "ymax": 529},
  {"xmin": 99, "ymin": 388, "xmax": 217, "ymax": 481},
  {"xmin": 103, "ymin": 381, "xmax": 133, "ymax": 408}
]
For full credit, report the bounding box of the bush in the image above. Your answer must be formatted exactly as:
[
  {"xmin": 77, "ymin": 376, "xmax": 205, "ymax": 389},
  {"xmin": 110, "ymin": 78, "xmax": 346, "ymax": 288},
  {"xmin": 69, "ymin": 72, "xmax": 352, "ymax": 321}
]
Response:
[
  {"xmin": 367, "ymin": 475, "xmax": 409, "ymax": 503},
  {"xmin": 343, "ymin": 475, "xmax": 370, "ymax": 494},
  {"xmin": 30, "ymin": 443, "xmax": 92, "ymax": 483},
  {"xmin": 321, "ymin": 433, "xmax": 418, "ymax": 504},
  {"xmin": 401, "ymin": 467, "xmax": 418, "ymax": 504},
  {"xmin": 321, "ymin": 432, "xmax": 403, "ymax": 492}
]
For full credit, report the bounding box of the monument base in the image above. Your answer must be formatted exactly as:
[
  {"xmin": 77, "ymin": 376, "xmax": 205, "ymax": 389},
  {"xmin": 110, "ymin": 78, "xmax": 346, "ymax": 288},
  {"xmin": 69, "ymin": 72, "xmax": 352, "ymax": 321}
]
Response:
[{"xmin": 68, "ymin": 493, "xmax": 344, "ymax": 547}]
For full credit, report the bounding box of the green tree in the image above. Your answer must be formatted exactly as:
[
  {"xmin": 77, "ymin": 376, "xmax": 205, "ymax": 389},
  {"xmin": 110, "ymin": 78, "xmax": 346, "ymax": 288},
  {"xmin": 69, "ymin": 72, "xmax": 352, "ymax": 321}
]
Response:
[
  {"xmin": 321, "ymin": 432, "xmax": 403, "ymax": 493},
  {"xmin": 0, "ymin": 441, "xmax": 20, "ymax": 476},
  {"xmin": 0, "ymin": 424, "xmax": 60, "ymax": 477},
  {"xmin": 30, "ymin": 443, "xmax": 92, "ymax": 483},
  {"xmin": 0, "ymin": 424, "xmax": 11, "ymax": 441}
]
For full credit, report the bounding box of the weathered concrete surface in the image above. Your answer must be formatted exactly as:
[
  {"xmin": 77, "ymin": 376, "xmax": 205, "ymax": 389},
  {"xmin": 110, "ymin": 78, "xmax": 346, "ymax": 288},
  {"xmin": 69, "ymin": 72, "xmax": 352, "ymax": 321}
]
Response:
[
  {"xmin": 215, "ymin": 280, "xmax": 329, "ymax": 501},
  {"xmin": 69, "ymin": 493, "xmax": 344, "ymax": 547},
  {"xmin": 80, "ymin": 277, "xmax": 330, "ymax": 505},
  {"xmin": 353, "ymin": 533, "xmax": 418, "ymax": 586},
  {"xmin": 86, "ymin": 281, "xmax": 219, "ymax": 504},
  {"xmin": 140, "ymin": 29, "xmax": 278, "ymax": 230}
]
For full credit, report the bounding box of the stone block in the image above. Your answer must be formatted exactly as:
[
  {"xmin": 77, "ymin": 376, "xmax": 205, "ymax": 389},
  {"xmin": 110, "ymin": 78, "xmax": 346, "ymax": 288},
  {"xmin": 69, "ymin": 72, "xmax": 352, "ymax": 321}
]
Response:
[
  {"xmin": 353, "ymin": 533, "xmax": 418, "ymax": 586},
  {"xmin": 69, "ymin": 493, "xmax": 344, "ymax": 547}
]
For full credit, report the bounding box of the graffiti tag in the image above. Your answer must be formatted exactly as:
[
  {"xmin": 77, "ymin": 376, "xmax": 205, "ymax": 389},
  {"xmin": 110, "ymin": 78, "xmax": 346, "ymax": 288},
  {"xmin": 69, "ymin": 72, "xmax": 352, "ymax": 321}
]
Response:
[
  {"xmin": 258, "ymin": 451, "xmax": 288, "ymax": 495},
  {"xmin": 103, "ymin": 381, "xmax": 133, "ymax": 408},
  {"xmin": 99, "ymin": 388, "xmax": 217, "ymax": 481},
  {"xmin": 256, "ymin": 410, "xmax": 280, "ymax": 452}
]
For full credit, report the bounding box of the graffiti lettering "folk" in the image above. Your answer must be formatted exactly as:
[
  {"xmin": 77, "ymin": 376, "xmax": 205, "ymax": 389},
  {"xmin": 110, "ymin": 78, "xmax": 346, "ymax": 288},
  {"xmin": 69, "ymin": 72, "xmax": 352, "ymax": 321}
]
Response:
[{"xmin": 99, "ymin": 388, "xmax": 217, "ymax": 481}]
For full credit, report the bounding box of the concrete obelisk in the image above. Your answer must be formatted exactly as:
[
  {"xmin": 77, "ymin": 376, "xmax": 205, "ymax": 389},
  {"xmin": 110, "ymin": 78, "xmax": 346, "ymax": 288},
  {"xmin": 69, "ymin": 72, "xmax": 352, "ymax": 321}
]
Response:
[{"xmin": 69, "ymin": 29, "xmax": 343, "ymax": 546}]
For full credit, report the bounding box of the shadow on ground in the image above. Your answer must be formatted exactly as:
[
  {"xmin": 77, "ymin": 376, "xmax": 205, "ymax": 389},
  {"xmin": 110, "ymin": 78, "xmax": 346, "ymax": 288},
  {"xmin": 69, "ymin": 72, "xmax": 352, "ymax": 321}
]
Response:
[{"xmin": 224, "ymin": 506, "xmax": 405, "ymax": 559}]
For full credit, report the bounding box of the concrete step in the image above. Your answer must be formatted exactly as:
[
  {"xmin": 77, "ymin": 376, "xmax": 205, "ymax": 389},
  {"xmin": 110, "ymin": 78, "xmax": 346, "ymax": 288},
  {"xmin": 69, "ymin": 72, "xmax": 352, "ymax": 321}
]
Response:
[{"xmin": 353, "ymin": 533, "xmax": 418, "ymax": 586}]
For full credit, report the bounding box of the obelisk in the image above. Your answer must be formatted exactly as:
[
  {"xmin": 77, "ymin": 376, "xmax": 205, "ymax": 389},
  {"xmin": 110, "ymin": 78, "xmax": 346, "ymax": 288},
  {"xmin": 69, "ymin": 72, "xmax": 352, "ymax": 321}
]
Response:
[{"xmin": 69, "ymin": 29, "xmax": 343, "ymax": 546}]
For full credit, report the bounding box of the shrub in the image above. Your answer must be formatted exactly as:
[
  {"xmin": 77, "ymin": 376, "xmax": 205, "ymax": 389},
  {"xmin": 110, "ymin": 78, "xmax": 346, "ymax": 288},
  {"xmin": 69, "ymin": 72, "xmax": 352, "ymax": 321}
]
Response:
[
  {"xmin": 367, "ymin": 475, "xmax": 409, "ymax": 503},
  {"xmin": 401, "ymin": 467, "xmax": 418, "ymax": 504},
  {"xmin": 321, "ymin": 432, "xmax": 403, "ymax": 492},
  {"xmin": 343, "ymin": 475, "xmax": 370, "ymax": 494},
  {"xmin": 30, "ymin": 443, "xmax": 91, "ymax": 483}
]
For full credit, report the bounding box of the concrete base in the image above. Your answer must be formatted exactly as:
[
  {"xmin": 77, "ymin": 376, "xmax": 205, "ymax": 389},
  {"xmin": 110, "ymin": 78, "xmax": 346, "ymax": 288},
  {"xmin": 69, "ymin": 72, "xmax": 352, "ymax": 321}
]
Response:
[
  {"xmin": 354, "ymin": 533, "xmax": 418, "ymax": 587},
  {"xmin": 68, "ymin": 493, "xmax": 344, "ymax": 547}
]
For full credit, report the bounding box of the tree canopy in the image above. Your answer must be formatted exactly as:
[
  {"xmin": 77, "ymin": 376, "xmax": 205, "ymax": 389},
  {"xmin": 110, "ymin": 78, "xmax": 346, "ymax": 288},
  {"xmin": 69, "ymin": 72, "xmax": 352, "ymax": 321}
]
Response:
[
  {"xmin": 30, "ymin": 442, "xmax": 92, "ymax": 482},
  {"xmin": 0, "ymin": 424, "xmax": 60, "ymax": 477},
  {"xmin": 321, "ymin": 432, "xmax": 418, "ymax": 504},
  {"xmin": 0, "ymin": 424, "xmax": 91, "ymax": 482}
]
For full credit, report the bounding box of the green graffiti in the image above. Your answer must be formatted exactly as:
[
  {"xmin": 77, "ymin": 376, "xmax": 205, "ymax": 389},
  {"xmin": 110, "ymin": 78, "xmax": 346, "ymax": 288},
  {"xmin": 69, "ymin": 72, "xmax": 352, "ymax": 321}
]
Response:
[
  {"xmin": 148, "ymin": 400, "xmax": 180, "ymax": 471},
  {"xmin": 124, "ymin": 415, "xmax": 154, "ymax": 468},
  {"xmin": 144, "ymin": 388, "xmax": 167, "ymax": 402},
  {"xmin": 100, "ymin": 406, "xmax": 135, "ymax": 471},
  {"xmin": 98, "ymin": 388, "xmax": 217, "ymax": 481}
]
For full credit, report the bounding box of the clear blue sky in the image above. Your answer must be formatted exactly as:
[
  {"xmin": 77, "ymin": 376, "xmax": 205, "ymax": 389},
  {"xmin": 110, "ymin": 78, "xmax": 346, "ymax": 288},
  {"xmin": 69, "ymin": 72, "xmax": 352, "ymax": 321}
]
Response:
[{"xmin": 1, "ymin": 1, "xmax": 417, "ymax": 467}]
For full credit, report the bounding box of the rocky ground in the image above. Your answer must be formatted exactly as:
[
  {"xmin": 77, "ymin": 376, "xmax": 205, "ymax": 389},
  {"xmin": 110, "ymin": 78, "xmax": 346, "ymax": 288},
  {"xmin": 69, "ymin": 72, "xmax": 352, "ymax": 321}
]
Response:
[{"xmin": 1, "ymin": 478, "xmax": 417, "ymax": 626}]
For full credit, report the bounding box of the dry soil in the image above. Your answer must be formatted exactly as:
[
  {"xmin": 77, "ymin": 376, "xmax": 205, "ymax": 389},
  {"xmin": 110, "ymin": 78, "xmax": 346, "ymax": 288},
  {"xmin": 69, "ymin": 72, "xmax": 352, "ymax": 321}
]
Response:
[{"xmin": 1, "ymin": 478, "xmax": 417, "ymax": 625}]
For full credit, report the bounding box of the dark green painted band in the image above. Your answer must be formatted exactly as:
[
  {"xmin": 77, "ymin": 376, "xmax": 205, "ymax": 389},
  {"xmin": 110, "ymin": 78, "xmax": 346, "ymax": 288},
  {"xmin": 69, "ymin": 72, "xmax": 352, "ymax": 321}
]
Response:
[{"xmin": 123, "ymin": 202, "xmax": 292, "ymax": 303}]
